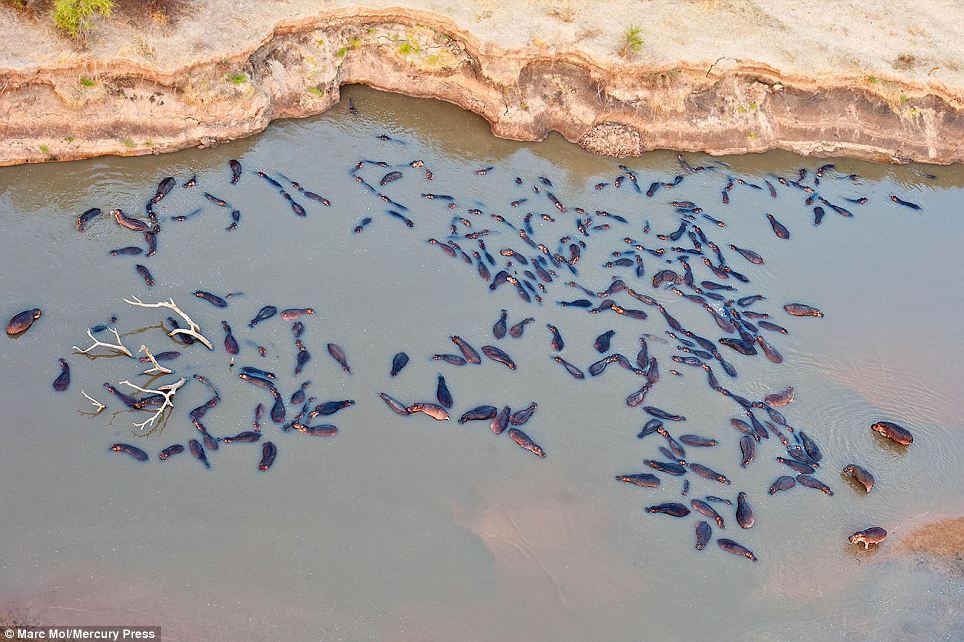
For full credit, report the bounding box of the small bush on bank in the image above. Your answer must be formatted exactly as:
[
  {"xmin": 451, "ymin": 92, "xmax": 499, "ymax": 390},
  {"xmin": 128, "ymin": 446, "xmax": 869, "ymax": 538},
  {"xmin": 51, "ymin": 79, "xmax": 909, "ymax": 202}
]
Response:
[
  {"xmin": 53, "ymin": 0, "xmax": 114, "ymax": 38},
  {"xmin": 619, "ymin": 25, "xmax": 643, "ymax": 58}
]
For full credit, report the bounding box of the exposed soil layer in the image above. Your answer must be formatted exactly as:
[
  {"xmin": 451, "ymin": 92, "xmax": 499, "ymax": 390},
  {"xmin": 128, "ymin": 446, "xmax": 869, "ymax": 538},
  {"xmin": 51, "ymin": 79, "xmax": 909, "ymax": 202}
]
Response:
[{"xmin": 0, "ymin": 1, "xmax": 962, "ymax": 166}]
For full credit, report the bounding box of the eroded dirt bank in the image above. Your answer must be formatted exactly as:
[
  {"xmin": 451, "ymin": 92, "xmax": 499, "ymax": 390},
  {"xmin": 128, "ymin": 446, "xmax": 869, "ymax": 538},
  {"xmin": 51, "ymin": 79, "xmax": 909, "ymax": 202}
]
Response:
[{"xmin": 1, "ymin": 1, "xmax": 962, "ymax": 166}]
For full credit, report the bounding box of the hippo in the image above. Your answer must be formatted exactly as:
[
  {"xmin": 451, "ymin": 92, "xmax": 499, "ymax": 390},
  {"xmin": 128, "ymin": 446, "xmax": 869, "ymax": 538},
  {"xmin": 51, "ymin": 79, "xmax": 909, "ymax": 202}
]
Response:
[
  {"xmin": 871, "ymin": 421, "xmax": 913, "ymax": 446},
  {"xmin": 6, "ymin": 308, "xmax": 42, "ymax": 336},
  {"xmin": 848, "ymin": 527, "xmax": 887, "ymax": 549},
  {"xmin": 842, "ymin": 464, "xmax": 875, "ymax": 492}
]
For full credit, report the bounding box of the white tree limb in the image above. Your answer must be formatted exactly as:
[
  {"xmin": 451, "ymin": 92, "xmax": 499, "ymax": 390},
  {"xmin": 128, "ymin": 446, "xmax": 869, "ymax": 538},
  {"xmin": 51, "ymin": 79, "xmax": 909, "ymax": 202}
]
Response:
[
  {"xmin": 81, "ymin": 390, "xmax": 106, "ymax": 413},
  {"xmin": 72, "ymin": 327, "xmax": 133, "ymax": 357},
  {"xmin": 123, "ymin": 296, "xmax": 214, "ymax": 350},
  {"xmin": 138, "ymin": 344, "xmax": 172, "ymax": 375},
  {"xmin": 119, "ymin": 377, "xmax": 186, "ymax": 431}
]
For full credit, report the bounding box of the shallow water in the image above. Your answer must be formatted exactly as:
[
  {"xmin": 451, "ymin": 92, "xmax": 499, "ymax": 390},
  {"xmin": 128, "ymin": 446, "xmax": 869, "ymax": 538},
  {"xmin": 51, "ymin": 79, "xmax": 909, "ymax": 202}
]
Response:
[{"xmin": 0, "ymin": 85, "xmax": 962, "ymax": 642}]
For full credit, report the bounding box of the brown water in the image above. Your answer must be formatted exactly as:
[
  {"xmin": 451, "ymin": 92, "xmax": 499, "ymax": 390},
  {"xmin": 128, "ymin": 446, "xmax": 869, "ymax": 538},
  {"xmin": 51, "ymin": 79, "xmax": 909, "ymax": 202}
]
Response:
[{"xmin": 0, "ymin": 86, "xmax": 962, "ymax": 642}]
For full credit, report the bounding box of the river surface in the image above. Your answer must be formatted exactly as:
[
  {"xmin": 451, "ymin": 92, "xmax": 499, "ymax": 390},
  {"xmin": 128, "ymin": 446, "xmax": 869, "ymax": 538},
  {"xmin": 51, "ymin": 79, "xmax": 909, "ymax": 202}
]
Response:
[{"xmin": 0, "ymin": 86, "xmax": 962, "ymax": 642}]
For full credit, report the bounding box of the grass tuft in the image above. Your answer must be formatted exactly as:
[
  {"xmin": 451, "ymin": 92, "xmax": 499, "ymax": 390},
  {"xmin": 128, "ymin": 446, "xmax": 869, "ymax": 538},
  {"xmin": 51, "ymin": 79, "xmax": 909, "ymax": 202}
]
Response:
[{"xmin": 619, "ymin": 25, "xmax": 643, "ymax": 58}]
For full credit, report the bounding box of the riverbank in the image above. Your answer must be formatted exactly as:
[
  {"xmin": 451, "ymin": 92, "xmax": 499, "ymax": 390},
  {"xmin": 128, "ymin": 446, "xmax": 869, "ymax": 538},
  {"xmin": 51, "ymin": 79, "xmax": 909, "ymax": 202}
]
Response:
[{"xmin": 1, "ymin": 0, "xmax": 962, "ymax": 166}]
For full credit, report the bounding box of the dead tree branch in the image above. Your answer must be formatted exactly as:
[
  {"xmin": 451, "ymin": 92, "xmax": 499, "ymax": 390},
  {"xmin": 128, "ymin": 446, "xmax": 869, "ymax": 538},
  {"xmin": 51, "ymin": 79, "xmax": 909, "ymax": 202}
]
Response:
[
  {"xmin": 72, "ymin": 327, "xmax": 133, "ymax": 357},
  {"xmin": 81, "ymin": 390, "xmax": 106, "ymax": 413},
  {"xmin": 119, "ymin": 377, "xmax": 186, "ymax": 432},
  {"xmin": 138, "ymin": 344, "xmax": 173, "ymax": 375},
  {"xmin": 123, "ymin": 296, "xmax": 214, "ymax": 350}
]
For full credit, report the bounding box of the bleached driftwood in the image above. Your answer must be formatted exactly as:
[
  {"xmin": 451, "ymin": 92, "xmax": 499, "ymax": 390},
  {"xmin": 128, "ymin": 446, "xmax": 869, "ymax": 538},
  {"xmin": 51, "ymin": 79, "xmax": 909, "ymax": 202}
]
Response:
[
  {"xmin": 123, "ymin": 296, "xmax": 214, "ymax": 350},
  {"xmin": 72, "ymin": 327, "xmax": 133, "ymax": 357},
  {"xmin": 81, "ymin": 390, "xmax": 106, "ymax": 413},
  {"xmin": 119, "ymin": 377, "xmax": 186, "ymax": 431},
  {"xmin": 138, "ymin": 344, "xmax": 172, "ymax": 375}
]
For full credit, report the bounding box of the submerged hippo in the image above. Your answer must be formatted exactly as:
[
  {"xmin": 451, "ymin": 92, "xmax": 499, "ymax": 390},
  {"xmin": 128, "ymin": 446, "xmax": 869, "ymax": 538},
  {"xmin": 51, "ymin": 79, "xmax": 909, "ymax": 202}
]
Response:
[
  {"xmin": 718, "ymin": 538, "xmax": 757, "ymax": 561},
  {"xmin": 407, "ymin": 403, "xmax": 450, "ymax": 421},
  {"xmin": 842, "ymin": 464, "xmax": 875, "ymax": 492}
]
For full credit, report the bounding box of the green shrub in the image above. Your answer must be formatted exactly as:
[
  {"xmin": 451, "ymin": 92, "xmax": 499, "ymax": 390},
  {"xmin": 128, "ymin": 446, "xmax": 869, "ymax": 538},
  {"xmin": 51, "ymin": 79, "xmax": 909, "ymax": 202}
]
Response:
[
  {"xmin": 79, "ymin": 76, "xmax": 95, "ymax": 87},
  {"xmin": 53, "ymin": 0, "xmax": 113, "ymax": 38},
  {"xmin": 619, "ymin": 25, "xmax": 643, "ymax": 58},
  {"xmin": 228, "ymin": 72, "xmax": 248, "ymax": 84}
]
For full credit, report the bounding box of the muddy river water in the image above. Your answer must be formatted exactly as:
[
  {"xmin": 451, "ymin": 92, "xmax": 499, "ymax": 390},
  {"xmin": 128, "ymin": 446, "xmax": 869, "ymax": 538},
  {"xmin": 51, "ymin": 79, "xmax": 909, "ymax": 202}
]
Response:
[{"xmin": 0, "ymin": 86, "xmax": 962, "ymax": 641}]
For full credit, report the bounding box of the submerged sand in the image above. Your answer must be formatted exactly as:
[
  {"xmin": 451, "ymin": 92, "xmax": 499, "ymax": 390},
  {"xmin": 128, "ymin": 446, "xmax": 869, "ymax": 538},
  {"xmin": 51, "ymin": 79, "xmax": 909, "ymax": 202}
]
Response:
[{"xmin": 896, "ymin": 516, "xmax": 964, "ymax": 576}]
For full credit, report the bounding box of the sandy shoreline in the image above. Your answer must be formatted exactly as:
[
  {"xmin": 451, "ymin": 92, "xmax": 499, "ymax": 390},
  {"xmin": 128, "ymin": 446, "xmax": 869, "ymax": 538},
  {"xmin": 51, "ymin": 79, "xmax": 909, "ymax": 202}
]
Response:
[{"xmin": 0, "ymin": 0, "xmax": 962, "ymax": 166}]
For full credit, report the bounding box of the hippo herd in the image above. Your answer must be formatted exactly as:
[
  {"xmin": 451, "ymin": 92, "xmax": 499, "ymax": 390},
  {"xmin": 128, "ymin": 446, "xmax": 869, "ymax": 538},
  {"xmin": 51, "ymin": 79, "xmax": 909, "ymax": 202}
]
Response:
[{"xmin": 5, "ymin": 98, "xmax": 930, "ymax": 562}]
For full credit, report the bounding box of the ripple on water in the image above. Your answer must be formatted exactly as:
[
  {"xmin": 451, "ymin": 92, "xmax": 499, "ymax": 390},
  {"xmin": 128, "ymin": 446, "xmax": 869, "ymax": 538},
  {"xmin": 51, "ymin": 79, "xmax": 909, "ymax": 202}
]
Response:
[{"xmin": 797, "ymin": 348, "xmax": 963, "ymax": 483}]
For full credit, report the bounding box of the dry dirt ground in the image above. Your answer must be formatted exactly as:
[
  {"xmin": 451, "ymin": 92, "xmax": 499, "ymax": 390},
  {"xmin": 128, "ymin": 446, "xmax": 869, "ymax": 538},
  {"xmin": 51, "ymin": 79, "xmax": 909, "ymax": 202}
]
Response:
[{"xmin": 0, "ymin": 0, "xmax": 961, "ymax": 165}]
